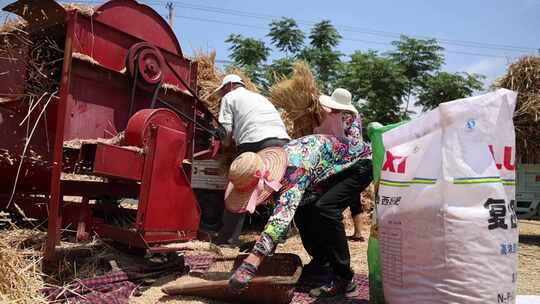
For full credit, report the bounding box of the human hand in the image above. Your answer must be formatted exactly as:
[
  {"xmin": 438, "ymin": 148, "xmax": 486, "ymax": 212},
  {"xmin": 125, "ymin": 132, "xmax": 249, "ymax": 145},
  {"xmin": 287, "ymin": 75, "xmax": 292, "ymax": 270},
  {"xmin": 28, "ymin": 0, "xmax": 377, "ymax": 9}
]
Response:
[{"xmin": 228, "ymin": 261, "xmax": 258, "ymax": 294}]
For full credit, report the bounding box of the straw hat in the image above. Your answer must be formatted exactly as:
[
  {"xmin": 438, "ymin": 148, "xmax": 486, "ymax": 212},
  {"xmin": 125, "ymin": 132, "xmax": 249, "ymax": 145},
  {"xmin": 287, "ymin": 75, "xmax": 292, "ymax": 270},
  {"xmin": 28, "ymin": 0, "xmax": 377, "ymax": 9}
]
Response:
[
  {"xmin": 319, "ymin": 88, "xmax": 358, "ymax": 114},
  {"xmin": 224, "ymin": 147, "xmax": 288, "ymax": 213},
  {"xmin": 212, "ymin": 74, "xmax": 245, "ymax": 95}
]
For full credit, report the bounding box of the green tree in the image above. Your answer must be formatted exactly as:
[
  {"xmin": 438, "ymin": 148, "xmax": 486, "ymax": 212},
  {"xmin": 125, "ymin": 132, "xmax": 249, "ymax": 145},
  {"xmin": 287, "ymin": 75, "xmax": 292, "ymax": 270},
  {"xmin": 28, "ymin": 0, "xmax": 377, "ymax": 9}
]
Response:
[
  {"xmin": 267, "ymin": 17, "xmax": 305, "ymax": 55},
  {"xmin": 223, "ymin": 20, "xmax": 485, "ymax": 123},
  {"xmin": 416, "ymin": 72, "xmax": 484, "ymax": 110},
  {"xmin": 388, "ymin": 35, "xmax": 445, "ymax": 116},
  {"xmin": 225, "ymin": 34, "xmax": 270, "ymax": 67},
  {"xmin": 263, "ymin": 57, "xmax": 295, "ymax": 89},
  {"xmin": 309, "ymin": 20, "xmax": 342, "ymax": 50},
  {"xmin": 300, "ymin": 20, "xmax": 343, "ymax": 91},
  {"xmin": 300, "ymin": 48, "xmax": 342, "ymax": 90},
  {"xmin": 336, "ymin": 51, "xmax": 408, "ymax": 124}
]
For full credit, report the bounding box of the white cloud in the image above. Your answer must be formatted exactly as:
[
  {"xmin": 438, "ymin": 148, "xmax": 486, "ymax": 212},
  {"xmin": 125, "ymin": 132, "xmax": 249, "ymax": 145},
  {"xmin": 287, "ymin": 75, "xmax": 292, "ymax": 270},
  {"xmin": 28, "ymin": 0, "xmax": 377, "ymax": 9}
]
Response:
[{"xmin": 463, "ymin": 57, "xmax": 510, "ymax": 89}]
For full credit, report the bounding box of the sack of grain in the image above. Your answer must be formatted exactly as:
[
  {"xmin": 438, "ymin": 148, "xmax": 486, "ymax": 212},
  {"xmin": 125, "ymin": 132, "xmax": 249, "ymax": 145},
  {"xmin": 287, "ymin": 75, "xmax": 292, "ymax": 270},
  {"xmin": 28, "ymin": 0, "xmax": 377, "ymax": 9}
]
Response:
[{"xmin": 376, "ymin": 89, "xmax": 518, "ymax": 303}]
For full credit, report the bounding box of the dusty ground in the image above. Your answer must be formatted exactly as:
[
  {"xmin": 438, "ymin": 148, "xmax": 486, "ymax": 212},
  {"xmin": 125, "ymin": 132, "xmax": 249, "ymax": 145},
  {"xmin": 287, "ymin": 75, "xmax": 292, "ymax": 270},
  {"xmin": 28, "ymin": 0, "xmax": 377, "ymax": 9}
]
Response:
[
  {"xmin": 517, "ymin": 220, "xmax": 540, "ymax": 295},
  {"xmin": 131, "ymin": 211, "xmax": 370, "ymax": 304},
  {"xmin": 131, "ymin": 218, "xmax": 540, "ymax": 303}
]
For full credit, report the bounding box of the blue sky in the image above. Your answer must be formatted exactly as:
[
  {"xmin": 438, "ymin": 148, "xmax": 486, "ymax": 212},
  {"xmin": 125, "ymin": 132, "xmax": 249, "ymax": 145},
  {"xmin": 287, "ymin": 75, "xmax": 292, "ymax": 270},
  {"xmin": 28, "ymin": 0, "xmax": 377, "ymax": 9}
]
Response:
[{"xmin": 2, "ymin": 0, "xmax": 539, "ymax": 90}]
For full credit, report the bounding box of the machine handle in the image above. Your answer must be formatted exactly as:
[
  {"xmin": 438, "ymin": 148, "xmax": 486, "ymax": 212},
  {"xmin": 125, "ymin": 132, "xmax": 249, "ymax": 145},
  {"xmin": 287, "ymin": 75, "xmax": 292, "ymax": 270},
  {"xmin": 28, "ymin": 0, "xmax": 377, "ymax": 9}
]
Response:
[{"xmin": 191, "ymin": 139, "xmax": 221, "ymax": 160}]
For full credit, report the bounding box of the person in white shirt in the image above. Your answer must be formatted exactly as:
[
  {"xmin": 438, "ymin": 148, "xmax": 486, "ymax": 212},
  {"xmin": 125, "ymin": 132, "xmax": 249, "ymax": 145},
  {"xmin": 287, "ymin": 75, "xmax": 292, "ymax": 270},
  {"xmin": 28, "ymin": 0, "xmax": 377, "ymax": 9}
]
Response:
[{"xmin": 214, "ymin": 74, "xmax": 290, "ymax": 247}]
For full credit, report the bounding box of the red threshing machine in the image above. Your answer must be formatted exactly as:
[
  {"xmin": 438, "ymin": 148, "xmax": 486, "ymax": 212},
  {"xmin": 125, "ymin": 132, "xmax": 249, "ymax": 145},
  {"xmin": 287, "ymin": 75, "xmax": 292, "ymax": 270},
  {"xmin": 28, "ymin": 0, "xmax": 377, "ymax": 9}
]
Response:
[{"xmin": 0, "ymin": 0, "xmax": 223, "ymax": 262}]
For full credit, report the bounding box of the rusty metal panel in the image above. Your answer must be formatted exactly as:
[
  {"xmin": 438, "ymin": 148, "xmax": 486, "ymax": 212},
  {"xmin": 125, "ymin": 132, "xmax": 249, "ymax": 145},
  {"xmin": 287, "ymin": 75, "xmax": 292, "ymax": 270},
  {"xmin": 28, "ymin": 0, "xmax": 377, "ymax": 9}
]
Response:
[{"xmin": 93, "ymin": 143, "xmax": 144, "ymax": 180}]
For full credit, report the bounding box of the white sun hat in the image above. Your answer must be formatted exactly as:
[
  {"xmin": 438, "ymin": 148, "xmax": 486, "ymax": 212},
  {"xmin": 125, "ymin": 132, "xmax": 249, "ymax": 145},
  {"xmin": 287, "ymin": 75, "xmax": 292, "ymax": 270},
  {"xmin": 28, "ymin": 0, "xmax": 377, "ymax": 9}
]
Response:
[
  {"xmin": 212, "ymin": 74, "xmax": 245, "ymax": 95},
  {"xmin": 319, "ymin": 88, "xmax": 358, "ymax": 114}
]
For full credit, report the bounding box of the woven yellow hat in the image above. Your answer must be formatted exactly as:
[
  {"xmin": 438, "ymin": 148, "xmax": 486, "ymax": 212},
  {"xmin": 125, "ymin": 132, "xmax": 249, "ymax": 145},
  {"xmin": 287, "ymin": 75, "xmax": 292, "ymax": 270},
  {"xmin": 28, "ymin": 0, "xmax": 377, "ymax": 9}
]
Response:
[{"xmin": 224, "ymin": 147, "xmax": 287, "ymax": 213}]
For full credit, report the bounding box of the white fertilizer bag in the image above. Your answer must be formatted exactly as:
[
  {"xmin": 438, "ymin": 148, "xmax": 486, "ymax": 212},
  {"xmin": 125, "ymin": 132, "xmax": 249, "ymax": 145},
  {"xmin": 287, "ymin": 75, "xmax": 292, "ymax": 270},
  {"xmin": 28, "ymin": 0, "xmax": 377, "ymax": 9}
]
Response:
[{"xmin": 377, "ymin": 89, "xmax": 518, "ymax": 304}]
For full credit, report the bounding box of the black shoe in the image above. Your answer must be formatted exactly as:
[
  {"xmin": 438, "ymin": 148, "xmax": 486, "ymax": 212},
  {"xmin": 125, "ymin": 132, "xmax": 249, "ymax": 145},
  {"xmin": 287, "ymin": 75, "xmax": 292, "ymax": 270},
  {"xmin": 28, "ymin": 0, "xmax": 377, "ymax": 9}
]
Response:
[{"xmin": 309, "ymin": 278, "xmax": 359, "ymax": 298}]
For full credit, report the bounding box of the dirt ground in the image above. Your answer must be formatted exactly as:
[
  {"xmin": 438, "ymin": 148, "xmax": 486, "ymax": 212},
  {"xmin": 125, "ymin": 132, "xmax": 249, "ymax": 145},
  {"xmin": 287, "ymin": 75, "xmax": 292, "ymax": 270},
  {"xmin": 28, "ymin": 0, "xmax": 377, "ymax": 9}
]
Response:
[
  {"xmin": 516, "ymin": 220, "xmax": 540, "ymax": 295},
  {"xmin": 131, "ymin": 218, "xmax": 540, "ymax": 303}
]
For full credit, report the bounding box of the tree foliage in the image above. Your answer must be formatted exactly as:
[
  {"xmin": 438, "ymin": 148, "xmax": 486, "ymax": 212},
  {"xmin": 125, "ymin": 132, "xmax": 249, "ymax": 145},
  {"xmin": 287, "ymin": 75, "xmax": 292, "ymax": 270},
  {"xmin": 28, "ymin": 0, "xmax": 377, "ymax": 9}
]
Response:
[
  {"xmin": 225, "ymin": 34, "xmax": 270, "ymax": 67},
  {"xmin": 389, "ymin": 35, "xmax": 445, "ymax": 84},
  {"xmin": 388, "ymin": 35, "xmax": 445, "ymax": 116},
  {"xmin": 224, "ymin": 20, "xmax": 485, "ymax": 125},
  {"xmin": 417, "ymin": 72, "xmax": 484, "ymax": 110},
  {"xmin": 336, "ymin": 51, "xmax": 408, "ymax": 124},
  {"xmin": 264, "ymin": 57, "xmax": 295, "ymax": 88},
  {"xmin": 299, "ymin": 20, "xmax": 343, "ymax": 91},
  {"xmin": 267, "ymin": 17, "xmax": 305, "ymax": 54},
  {"xmin": 300, "ymin": 47, "xmax": 342, "ymax": 91},
  {"xmin": 309, "ymin": 20, "xmax": 342, "ymax": 50}
]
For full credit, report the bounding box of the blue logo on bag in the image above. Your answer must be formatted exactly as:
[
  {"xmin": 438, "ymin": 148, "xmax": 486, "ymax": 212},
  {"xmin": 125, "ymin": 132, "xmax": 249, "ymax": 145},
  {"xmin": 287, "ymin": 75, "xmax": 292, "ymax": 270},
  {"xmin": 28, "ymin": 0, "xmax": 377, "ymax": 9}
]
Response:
[{"xmin": 466, "ymin": 119, "xmax": 476, "ymax": 130}]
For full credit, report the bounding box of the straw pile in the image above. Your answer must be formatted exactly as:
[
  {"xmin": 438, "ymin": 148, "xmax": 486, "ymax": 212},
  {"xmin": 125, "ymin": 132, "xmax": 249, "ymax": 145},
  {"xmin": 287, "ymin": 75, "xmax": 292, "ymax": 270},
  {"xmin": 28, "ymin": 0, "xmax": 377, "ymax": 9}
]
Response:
[
  {"xmin": 495, "ymin": 56, "xmax": 540, "ymax": 163},
  {"xmin": 0, "ymin": 227, "xmax": 46, "ymax": 303},
  {"xmin": 0, "ymin": 221, "xmax": 123, "ymax": 302},
  {"xmin": 269, "ymin": 61, "xmax": 323, "ymax": 138}
]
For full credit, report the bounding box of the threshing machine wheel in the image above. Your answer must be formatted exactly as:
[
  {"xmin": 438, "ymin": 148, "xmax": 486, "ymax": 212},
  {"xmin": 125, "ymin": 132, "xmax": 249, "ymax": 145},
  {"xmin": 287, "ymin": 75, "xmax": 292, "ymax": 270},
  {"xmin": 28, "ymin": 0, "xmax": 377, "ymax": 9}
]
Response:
[
  {"xmin": 126, "ymin": 42, "xmax": 165, "ymax": 91},
  {"xmin": 125, "ymin": 108, "xmax": 186, "ymax": 147}
]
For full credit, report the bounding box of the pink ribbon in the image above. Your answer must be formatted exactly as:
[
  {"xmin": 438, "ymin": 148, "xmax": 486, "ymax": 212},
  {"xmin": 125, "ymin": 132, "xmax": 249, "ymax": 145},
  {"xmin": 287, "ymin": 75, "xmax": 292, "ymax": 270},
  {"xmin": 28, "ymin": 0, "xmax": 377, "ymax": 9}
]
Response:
[{"xmin": 242, "ymin": 169, "xmax": 282, "ymax": 214}]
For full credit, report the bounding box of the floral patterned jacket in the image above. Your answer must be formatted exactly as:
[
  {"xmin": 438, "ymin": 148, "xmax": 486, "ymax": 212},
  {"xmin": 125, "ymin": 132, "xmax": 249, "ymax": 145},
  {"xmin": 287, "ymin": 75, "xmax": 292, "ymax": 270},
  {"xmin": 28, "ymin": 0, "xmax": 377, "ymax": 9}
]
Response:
[{"xmin": 252, "ymin": 118, "xmax": 371, "ymax": 257}]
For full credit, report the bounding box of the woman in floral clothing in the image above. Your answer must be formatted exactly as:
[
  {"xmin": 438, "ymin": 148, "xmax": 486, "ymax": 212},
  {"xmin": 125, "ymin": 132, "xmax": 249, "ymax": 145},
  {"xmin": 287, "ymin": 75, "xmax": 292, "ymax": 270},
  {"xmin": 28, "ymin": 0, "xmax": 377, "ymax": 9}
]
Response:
[
  {"xmin": 264, "ymin": 131, "xmax": 367, "ymax": 243},
  {"xmin": 227, "ymin": 112, "xmax": 371, "ymax": 298}
]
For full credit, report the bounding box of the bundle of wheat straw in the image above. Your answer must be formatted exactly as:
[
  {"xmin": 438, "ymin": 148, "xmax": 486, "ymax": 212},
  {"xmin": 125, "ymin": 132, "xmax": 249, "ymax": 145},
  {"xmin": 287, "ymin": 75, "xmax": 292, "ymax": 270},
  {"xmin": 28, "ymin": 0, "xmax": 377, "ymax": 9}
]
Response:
[
  {"xmin": 269, "ymin": 61, "xmax": 323, "ymax": 138},
  {"xmin": 278, "ymin": 109, "xmax": 295, "ymax": 138},
  {"xmin": 495, "ymin": 56, "xmax": 540, "ymax": 163},
  {"xmin": 194, "ymin": 50, "xmax": 223, "ymax": 117}
]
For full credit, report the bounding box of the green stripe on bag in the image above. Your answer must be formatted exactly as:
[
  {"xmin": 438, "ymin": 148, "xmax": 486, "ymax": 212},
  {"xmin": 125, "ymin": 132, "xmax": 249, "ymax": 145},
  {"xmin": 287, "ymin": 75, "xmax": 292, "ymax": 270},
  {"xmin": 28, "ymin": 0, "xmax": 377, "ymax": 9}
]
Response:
[
  {"xmin": 380, "ymin": 178, "xmax": 437, "ymax": 187},
  {"xmin": 453, "ymin": 176, "xmax": 502, "ymax": 184},
  {"xmin": 380, "ymin": 180, "xmax": 410, "ymax": 187},
  {"xmin": 410, "ymin": 177, "xmax": 437, "ymax": 184}
]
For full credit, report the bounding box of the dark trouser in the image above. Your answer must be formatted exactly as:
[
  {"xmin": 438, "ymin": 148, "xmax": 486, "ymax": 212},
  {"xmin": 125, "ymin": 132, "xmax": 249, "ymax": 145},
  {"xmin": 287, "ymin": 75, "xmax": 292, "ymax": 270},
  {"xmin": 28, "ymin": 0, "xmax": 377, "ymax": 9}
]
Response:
[
  {"xmin": 214, "ymin": 137, "xmax": 289, "ymax": 246},
  {"xmin": 349, "ymin": 185, "xmax": 363, "ymax": 217},
  {"xmin": 295, "ymin": 159, "xmax": 373, "ymax": 281}
]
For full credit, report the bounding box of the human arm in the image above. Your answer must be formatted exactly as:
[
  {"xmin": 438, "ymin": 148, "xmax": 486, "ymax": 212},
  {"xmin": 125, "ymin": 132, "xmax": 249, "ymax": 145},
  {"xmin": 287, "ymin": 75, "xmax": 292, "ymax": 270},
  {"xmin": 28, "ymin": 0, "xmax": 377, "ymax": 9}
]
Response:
[
  {"xmin": 229, "ymin": 174, "xmax": 308, "ymax": 292},
  {"xmin": 218, "ymin": 95, "xmax": 234, "ymax": 147}
]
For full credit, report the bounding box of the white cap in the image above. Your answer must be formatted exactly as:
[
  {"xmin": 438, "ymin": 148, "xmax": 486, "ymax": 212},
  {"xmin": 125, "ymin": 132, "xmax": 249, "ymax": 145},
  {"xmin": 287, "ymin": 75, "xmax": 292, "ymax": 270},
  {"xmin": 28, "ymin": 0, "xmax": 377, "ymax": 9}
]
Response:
[{"xmin": 213, "ymin": 74, "xmax": 245, "ymax": 95}]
